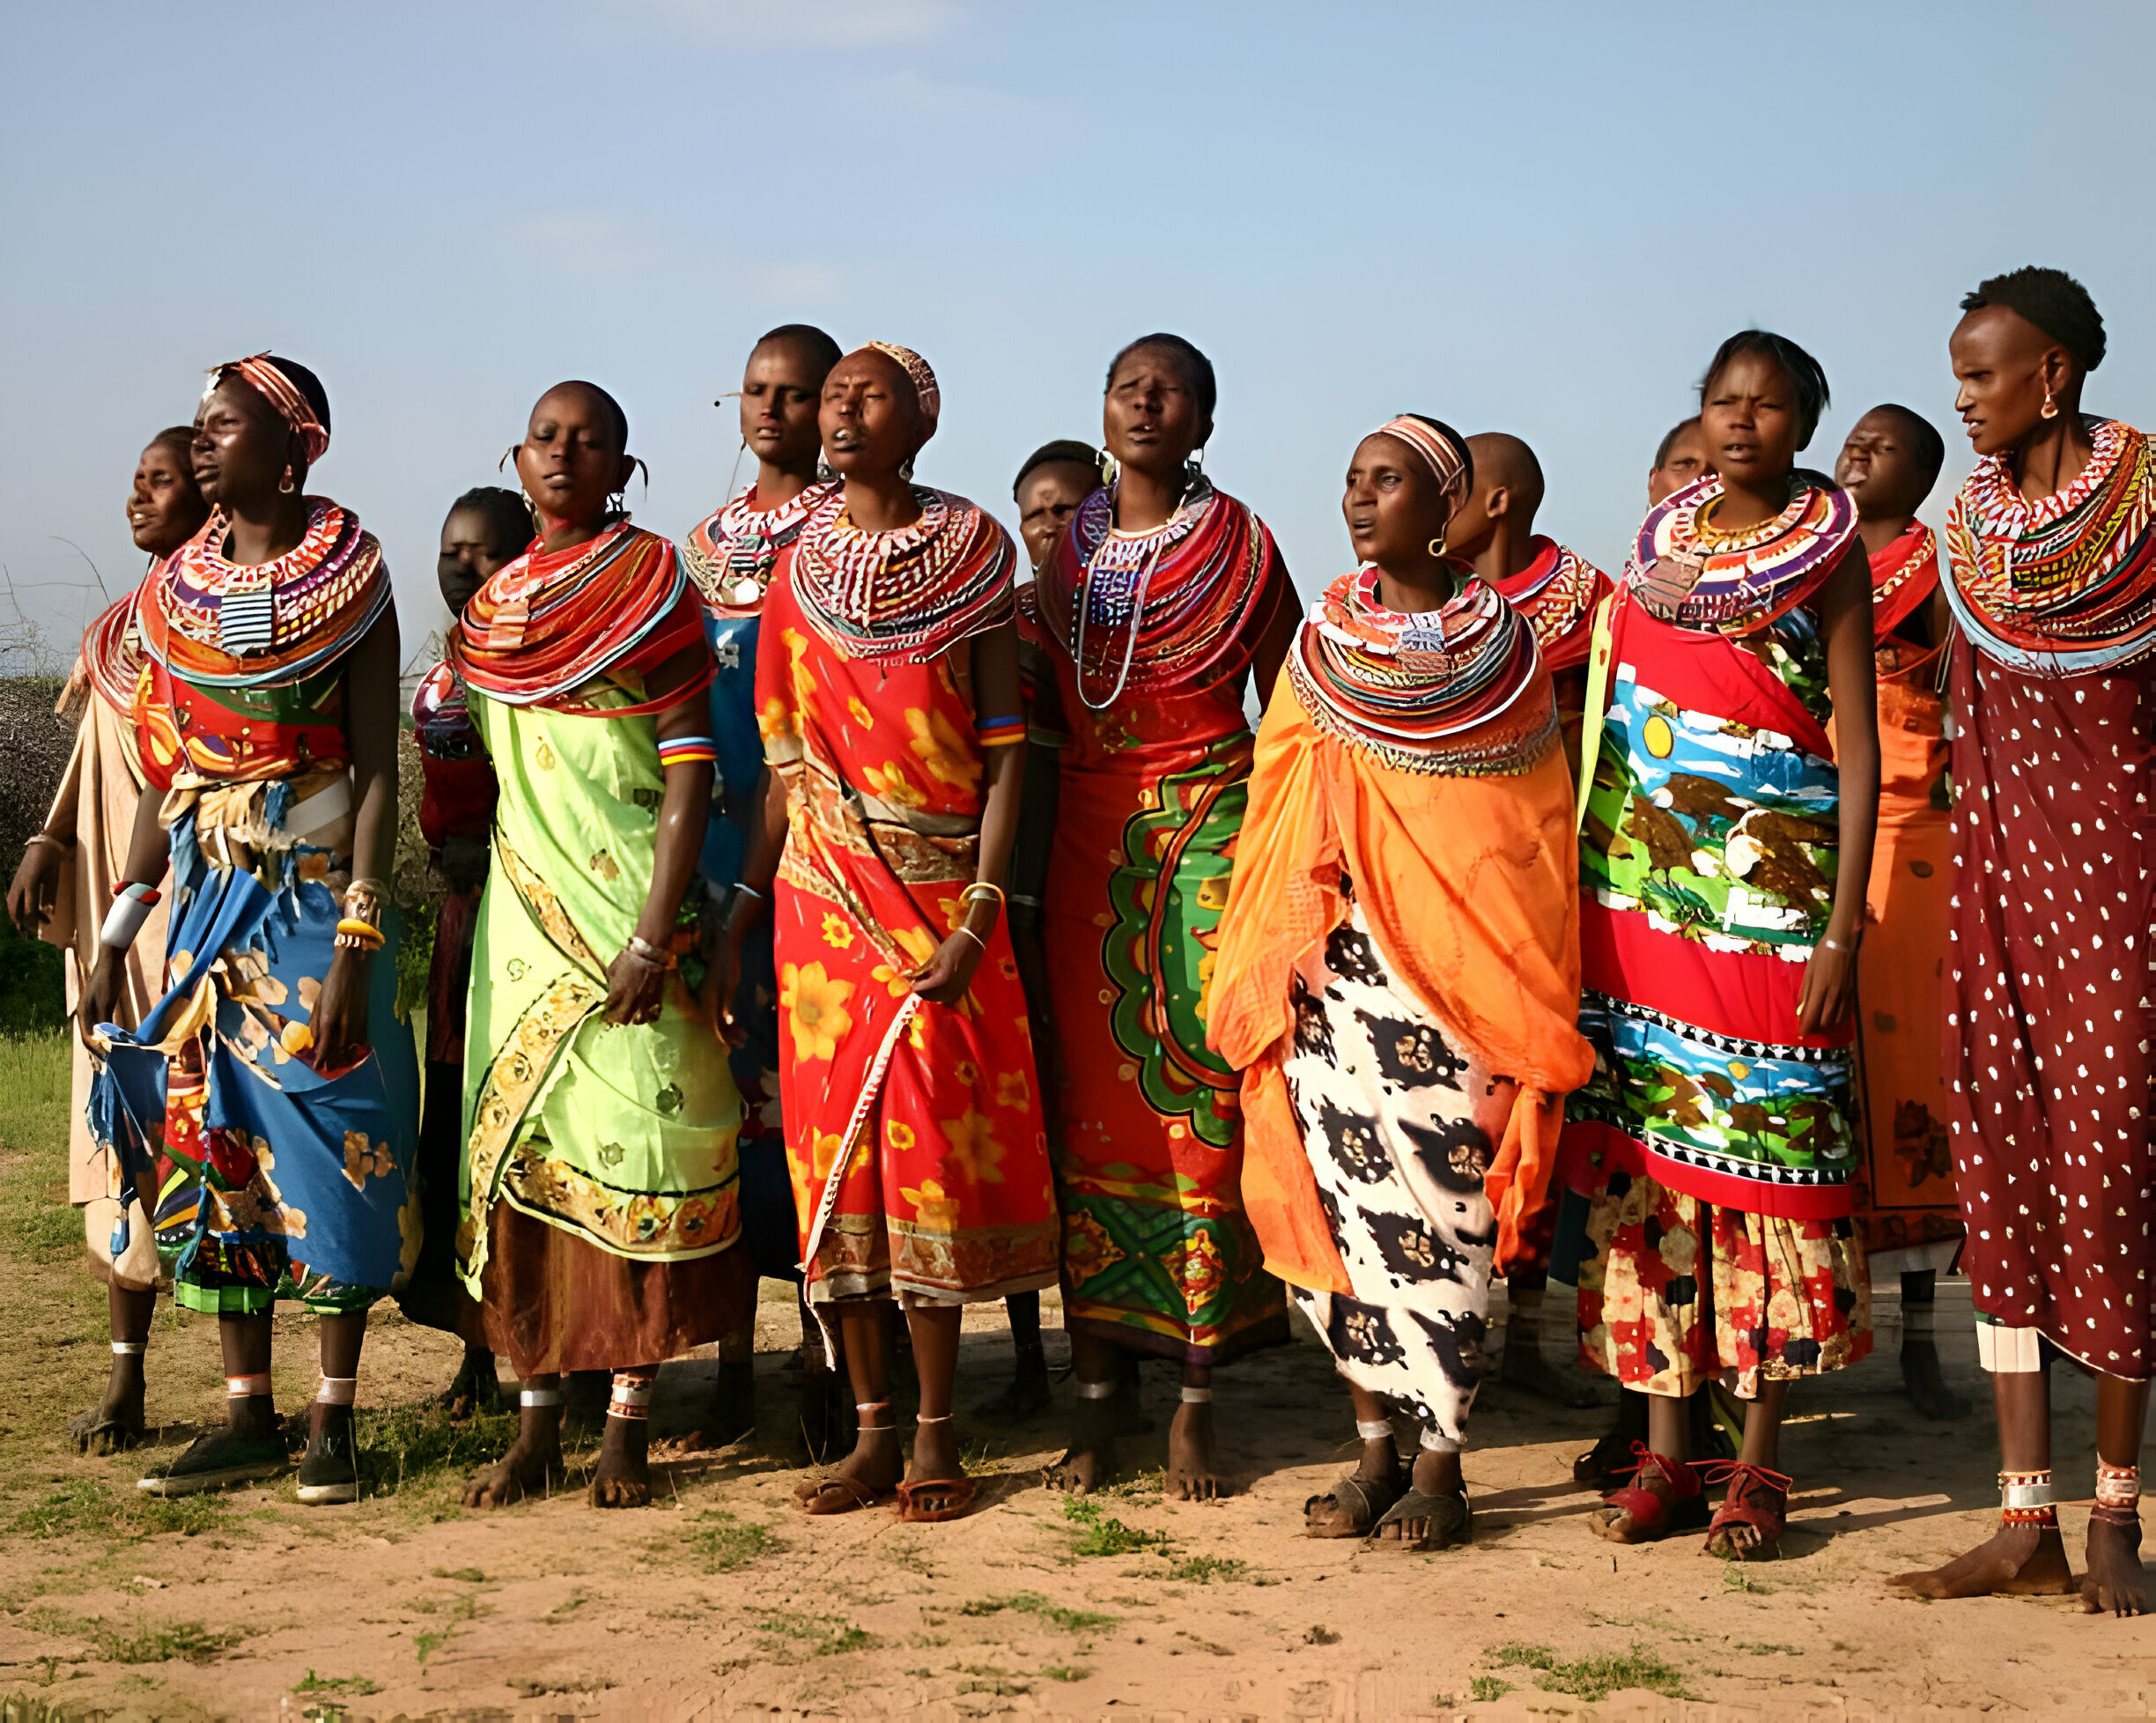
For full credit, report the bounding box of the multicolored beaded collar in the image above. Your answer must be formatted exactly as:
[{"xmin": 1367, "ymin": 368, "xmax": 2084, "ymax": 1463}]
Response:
[
  {"xmin": 1034, "ymin": 476, "xmax": 1277, "ymax": 710},
  {"xmin": 79, "ymin": 588, "xmax": 145, "ymax": 717},
  {"xmin": 453, "ymin": 520, "xmax": 709, "ymax": 715},
  {"xmin": 138, "ymin": 499, "xmax": 390, "ymax": 690},
  {"xmin": 681, "ymin": 479, "xmax": 838, "ymax": 617},
  {"xmin": 1489, "ymin": 536, "xmax": 1610, "ymax": 673},
  {"xmin": 1945, "ymin": 417, "xmax": 2156, "ymax": 677},
  {"xmin": 787, "ymin": 484, "xmax": 1016, "ymax": 663},
  {"xmin": 1288, "ymin": 566, "xmax": 1556, "ymax": 777},
  {"xmin": 1866, "ymin": 521, "xmax": 1939, "ymax": 645},
  {"xmin": 1628, "ymin": 471, "xmax": 1857, "ymax": 636}
]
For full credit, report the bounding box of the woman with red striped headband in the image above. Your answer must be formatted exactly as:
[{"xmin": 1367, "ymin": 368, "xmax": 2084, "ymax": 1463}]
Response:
[{"xmin": 84, "ymin": 353, "xmax": 420, "ymax": 1508}]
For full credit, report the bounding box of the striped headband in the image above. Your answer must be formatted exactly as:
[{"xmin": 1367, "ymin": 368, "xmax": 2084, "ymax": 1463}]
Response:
[
  {"xmin": 1376, "ymin": 415, "xmax": 1469, "ymax": 503},
  {"xmin": 207, "ymin": 354, "xmax": 329, "ymax": 464},
  {"xmin": 858, "ymin": 341, "xmax": 941, "ymax": 433}
]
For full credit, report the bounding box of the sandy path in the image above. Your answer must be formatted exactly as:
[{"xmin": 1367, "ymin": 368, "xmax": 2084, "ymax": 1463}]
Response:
[{"xmin": 3, "ymin": 1253, "xmax": 2154, "ymax": 1721}]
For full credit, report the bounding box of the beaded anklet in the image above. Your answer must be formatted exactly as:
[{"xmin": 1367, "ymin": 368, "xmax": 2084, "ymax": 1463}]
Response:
[
  {"xmin": 1999, "ymin": 1468, "xmax": 2056, "ymax": 1527},
  {"xmin": 2093, "ymin": 1460, "xmax": 2141, "ymax": 1528}
]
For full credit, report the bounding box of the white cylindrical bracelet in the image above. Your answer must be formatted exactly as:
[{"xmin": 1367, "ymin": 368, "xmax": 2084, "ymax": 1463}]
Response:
[{"xmin": 99, "ymin": 884, "xmax": 159, "ymax": 951}]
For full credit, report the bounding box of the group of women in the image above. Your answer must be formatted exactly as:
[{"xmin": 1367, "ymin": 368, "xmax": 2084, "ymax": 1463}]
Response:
[{"xmin": 10, "ymin": 263, "xmax": 2152, "ymax": 1615}]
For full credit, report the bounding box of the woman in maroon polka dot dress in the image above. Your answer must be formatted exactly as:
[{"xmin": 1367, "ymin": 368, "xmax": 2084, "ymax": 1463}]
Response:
[{"xmin": 1893, "ymin": 267, "xmax": 2156, "ymax": 1617}]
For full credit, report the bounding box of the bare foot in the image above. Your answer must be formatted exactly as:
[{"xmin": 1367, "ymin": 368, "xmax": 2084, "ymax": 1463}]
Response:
[
  {"xmin": 1900, "ymin": 1341, "xmax": 1971, "ymax": 1423},
  {"xmin": 461, "ymin": 1427, "xmax": 564, "ymax": 1507},
  {"xmin": 1044, "ymin": 1391, "xmax": 1120, "ymax": 1493},
  {"xmin": 435, "ymin": 1347, "xmax": 501, "ymax": 1421},
  {"xmin": 1168, "ymin": 1401, "xmax": 1230, "ymax": 1501},
  {"xmin": 2084, "ymin": 1512, "xmax": 2146, "ymax": 1616},
  {"xmin": 1305, "ymin": 1438, "xmax": 1402, "ymax": 1537},
  {"xmin": 587, "ymin": 1417, "xmax": 651, "ymax": 1509},
  {"xmin": 1889, "ymin": 1522, "xmax": 2076, "ymax": 1598},
  {"xmin": 696, "ymin": 1361, "xmax": 757, "ymax": 1449},
  {"xmin": 69, "ymin": 1372, "xmax": 148, "ymax": 1455},
  {"xmin": 801, "ymin": 1423, "xmax": 902, "ymax": 1514}
]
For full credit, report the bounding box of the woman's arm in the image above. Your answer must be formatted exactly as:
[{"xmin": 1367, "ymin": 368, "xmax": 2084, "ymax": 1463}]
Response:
[
  {"xmin": 1796, "ymin": 545, "xmax": 1879, "ymax": 1036},
  {"xmin": 607, "ymin": 646, "xmax": 716, "ymax": 1029},
  {"xmin": 709, "ymin": 767, "xmax": 789, "ymax": 1042},
  {"xmin": 312, "ymin": 608, "xmax": 400, "ymax": 1070},
  {"xmin": 912, "ymin": 622, "xmax": 1024, "ymax": 1007},
  {"xmin": 75, "ymin": 779, "xmax": 173, "ymax": 1042}
]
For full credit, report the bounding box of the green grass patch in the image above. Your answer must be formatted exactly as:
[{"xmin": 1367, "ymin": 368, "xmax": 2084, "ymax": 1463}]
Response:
[
  {"xmin": 354, "ymin": 1401, "xmax": 520, "ymax": 1496},
  {"xmin": 757, "ymin": 1610, "xmax": 872, "ymax": 1656},
  {"xmin": 1485, "ymin": 1640, "xmax": 1697, "ymax": 1703},
  {"xmin": 75, "ymin": 1617, "xmax": 238, "ymax": 1664},
  {"xmin": 1468, "ymin": 1675, "xmax": 1511, "ymax": 1702},
  {"xmin": 1061, "ymin": 1497, "xmax": 1173, "ymax": 1557},
  {"xmin": 292, "ymin": 1669, "xmax": 381, "ymax": 1697},
  {"xmin": 1165, "ymin": 1555, "xmax": 1249, "ymax": 1584},
  {"xmin": 0, "ymin": 1032, "xmax": 75, "ymax": 1261},
  {"xmin": 1041, "ymin": 1663, "xmax": 1091, "ymax": 1682},
  {"xmin": 676, "ymin": 1507, "xmax": 782, "ymax": 1572},
  {"xmin": 9, "ymin": 1479, "xmax": 229, "ymax": 1542},
  {"xmin": 958, "ymin": 1592, "xmax": 1115, "ymax": 1631}
]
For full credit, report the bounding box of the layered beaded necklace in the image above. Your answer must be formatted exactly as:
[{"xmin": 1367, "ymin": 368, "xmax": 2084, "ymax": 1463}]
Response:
[
  {"xmin": 682, "ymin": 479, "xmax": 837, "ymax": 617},
  {"xmin": 788, "ymin": 484, "xmax": 1016, "ymax": 663}
]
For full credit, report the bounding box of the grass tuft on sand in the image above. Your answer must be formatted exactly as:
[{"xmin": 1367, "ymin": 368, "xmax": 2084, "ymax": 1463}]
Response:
[
  {"xmin": 10, "ymin": 1478, "xmax": 229, "ymax": 1542},
  {"xmin": 1061, "ymin": 1497, "xmax": 1172, "ymax": 1557},
  {"xmin": 959, "ymin": 1592, "xmax": 1115, "ymax": 1631},
  {"xmin": 1484, "ymin": 1639, "xmax": 1697, "ymax": 1703},
  {"xmin": 676, "ymin": 1507, "xmax": 783, "ymax": 1572}
]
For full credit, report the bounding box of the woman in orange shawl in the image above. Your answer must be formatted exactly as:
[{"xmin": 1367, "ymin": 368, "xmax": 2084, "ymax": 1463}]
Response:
[
  {"xmin": 1828, "ymin": 404, "xmax": 1965, "ymax": 1422},
  {"xmin": 1212, "ymin": 416, "xmax": 1591, "ymax": 1550},
  {"xmin": 722, "ymin": 342, "xmax": 1059, "ymax": 1524}
]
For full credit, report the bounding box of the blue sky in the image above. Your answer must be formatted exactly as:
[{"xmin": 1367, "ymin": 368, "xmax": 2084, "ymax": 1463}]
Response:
[{"xmin": 4, "ymin": 1, "xmax": 2152, "ymax": 667}]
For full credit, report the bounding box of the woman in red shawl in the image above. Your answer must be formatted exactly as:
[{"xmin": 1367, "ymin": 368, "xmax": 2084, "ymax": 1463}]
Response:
[
  {"xmin": 1024, "ymin": 334, "xmax": 1300, "ymax": 1500},
  {"xmin": 721, "ymin": 342, "xmax": 1058, "ymax": 1523},
  {"xmin": 1894, "ymin": 268, "xmax": 2156, "ymax": 1617}
]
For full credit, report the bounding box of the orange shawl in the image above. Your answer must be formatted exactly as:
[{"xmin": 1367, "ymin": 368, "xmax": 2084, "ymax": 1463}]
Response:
[{"xmin": 1208, "ymin": 672, "xmax": 1591, "ymax": 1285}]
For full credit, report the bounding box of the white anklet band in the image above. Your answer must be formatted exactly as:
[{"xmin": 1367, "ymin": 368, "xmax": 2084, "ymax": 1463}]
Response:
[
  {"xmin": 314, "ymin": 1376, "xmax": 357, "ymax": 1407},
  {"xmin": 1418, "ymin": 1428, "xmax": 1461, "ymax": 1453},
  {"xmin": 856, "ymin": 1399, "xmax": 890, "ymax": 1414},
  {"xmin": 2097, "ymin": 1461, "xmax": 2141, "ymax": 1511},
  {"xmin": 608, "ymin": 1372, "xmax": 654, "ymax": 1417},
  {"xmin": 520, "ymin": 1388, "xmax": 563, "ymax": 1409},
  {"xmin": 915, "ymin": 1411, "xmax": 952, "ymax": 1424},
  {"xmin": 1076, "ymin": 1379, "xmax": 1118, "ymax": 1401},
  {"xmin": 1902, "ymin": 1305, "xmax": 1937, "ymax": 1335},
  {"xmin": 1999, "ymin": 1471, "xmax": 2055, "ymax": 1510},
  {"xmin": 111, "ymin": 1341, "xmax": 145, "ymax": 1356},
  {"xmin": 225, "ymin": 1372, "xmax": 271, "ymax": 1398},
  {"xmin": 1355, "ymin": 1419, "xmax": 1394, "ymax": 1441},
  {"xmin": 1179, "ymin": 1386, "xmax": 1212, "ymax": 1404}
]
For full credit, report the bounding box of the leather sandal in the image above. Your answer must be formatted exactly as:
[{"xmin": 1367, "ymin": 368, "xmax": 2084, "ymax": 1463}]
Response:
[
  {"xmin": 895, "ymin": 1476, "xmax": 977, "ymax": 1523},
  {"xmin": 1370, "ymin": 1487, "xmax": 1472, "ymax": 1552},
  {"xmin": 1590, "ymin": 1445, "xmax": 1702, "ymax": 1544},
  {"xmin": 799, "ymin": 1472, "xmax": 890, "ymax": 1515},
  {"xmin": 1304, "ymin": 1472, "xmax": 1403, "ymax": 1538},
  {"xmin": 1702, "ymin": 1460, "xmax": 1790, "ymax": 1561}
]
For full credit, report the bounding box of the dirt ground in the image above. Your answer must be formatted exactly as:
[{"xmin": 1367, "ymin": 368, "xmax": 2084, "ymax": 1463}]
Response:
[{"xmin": 3, "ymin": 1034, "xmax": 2154, "ymax": 1722}]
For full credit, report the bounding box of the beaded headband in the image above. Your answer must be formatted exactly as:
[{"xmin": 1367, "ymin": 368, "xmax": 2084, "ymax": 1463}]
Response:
[
  {"xmin": 207, "ymin": 354, "xmax": 329, "ymax": 464},
  {"xmin": 858, "ymin": 341, "xmax": 941, "ymax": 433},
  {"xmin": 1375, "ymin": 415, "xmax": 1467, "ymax": 503}
]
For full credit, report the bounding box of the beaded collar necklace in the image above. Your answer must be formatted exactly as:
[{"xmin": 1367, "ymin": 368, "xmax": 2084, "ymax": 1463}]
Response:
[
  {"xmin": 788, "ymin": 484, "xmax": 1015, "ymax": 663},
  {"xmin": 683, "ymin": 478, "xmax": 836, "ymax": 617}
]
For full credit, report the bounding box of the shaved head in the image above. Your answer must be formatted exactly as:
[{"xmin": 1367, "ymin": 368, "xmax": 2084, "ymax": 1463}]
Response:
[{"xmin": 1465, "ymin": 433, "xmax": 1545, "ymax": 528}]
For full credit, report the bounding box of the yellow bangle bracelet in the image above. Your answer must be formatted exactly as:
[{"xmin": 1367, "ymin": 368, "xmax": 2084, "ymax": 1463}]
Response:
[
  {"xmin": 335, "ymin": 918, "xmax": 386, "ymax": 948},
  {"xmin": 960, "ymin": 883, "xmax": 1007, "ymax": 910}
]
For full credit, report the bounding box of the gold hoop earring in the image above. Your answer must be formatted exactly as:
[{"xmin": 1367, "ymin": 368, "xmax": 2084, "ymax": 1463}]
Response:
[
  {"xmin": 1427, "ymin": 535, "xmax": 1447, "ymax": 558},
  {"xmin": 2041, "ymin": 388, "xmax": 2060, "ymax": 421},
  {"xmin": 278, "ymin": 464, "xmax": 296, "ymax": 495}
]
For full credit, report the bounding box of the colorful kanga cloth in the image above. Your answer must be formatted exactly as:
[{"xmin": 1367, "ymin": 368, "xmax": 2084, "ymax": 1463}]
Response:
[
  {"xmin": 1944, "ymin": 419, "xmax": 2156, "ymax": 1378},
  {"xmin": 1210, "ymin": 566, "xmax": 1589, "ymax": 1438},
  {"xmin": 91, "ymin": 501, "xmax": 420, "ymax": 1316},
  {"xmin": 452, "ymin": 522, "xmax": 751, "ymax": 1375},
  {"xmin": 1562, "ymin": 471, "xmax": 1872, "ymax": 1392},
  {"xmin": 1826, "ymin": 524, "xmax": 1960, "ymax": 1272},
  {"xmin": 681, "ymin": 482, "xmax": 836, "ymax": 1281},
  {"xmin": 1022, "ymin": 477, "xmax": 1293, "ymax": 1363},
  {"xmin": 756, "ymin": 489, "xmax": 1058, "ymax": 1308},
  {"xmin": 43, "ymin": 588, "xmax": 174, "ymax": 1289}
]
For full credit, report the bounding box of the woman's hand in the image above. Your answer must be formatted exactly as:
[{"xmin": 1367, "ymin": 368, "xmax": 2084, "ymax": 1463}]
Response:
[
  {"xmin": 704, "ymin": 927, "xmax": 747, "ymax": 1046},
  {"xmin": 311, "ymin": 947, "xmax": 373, "ymax": 1073},
  {"xmin": 78, "ymin": 946, "xmax": 128, "ymax": 1046},
  {"xmin": 604, "ymin": 944, "xmax": 670, "ymax": 1028},
  {"xmin": 912, "ymin": 928, "xmax": 986, "ymax": 1007},
  {"xmin": 7, "ymin": 841, "xmax": 61, "ymax": 935},
  {"xmin": 1794, "ymin": 925, "xmax": 1858, "ymax": 1037}
]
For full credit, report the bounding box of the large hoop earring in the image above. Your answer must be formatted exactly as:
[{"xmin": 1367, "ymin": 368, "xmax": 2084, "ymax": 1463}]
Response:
[
  {"xmin": 2041, "ymin": 387, "xmax": 2060, "ymax": 421},
  {"xmin": 498, "ymin": 445, "xmax": 520, "ymax": 474},
  {"xmin": 1427, "ymin": 535, "xmax": 1448, "ymax": 558},
  {"xmin": 278, "ymin": 464, "xmax": 296, "ymax": 495}
]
